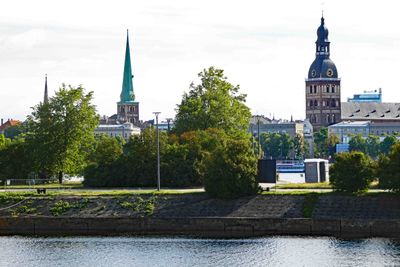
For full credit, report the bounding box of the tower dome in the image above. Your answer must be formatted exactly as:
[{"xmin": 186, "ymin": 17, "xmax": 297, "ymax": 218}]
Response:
[{"xmin": 308, "ymin": 16, "xmax": 338, "ymax": 79}]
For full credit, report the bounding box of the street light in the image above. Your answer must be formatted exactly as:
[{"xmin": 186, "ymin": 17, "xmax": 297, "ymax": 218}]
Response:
[{"xmin": 153, "ymin": 112, "xmax": 161, "ymax": 191}]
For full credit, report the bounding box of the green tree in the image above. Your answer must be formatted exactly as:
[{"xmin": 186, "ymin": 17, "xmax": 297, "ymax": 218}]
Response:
[
  {"xmin": 366, "ymin": 135, "xmax": 380, "ymax": 158},
  {"xmin": 292, "ymin": 134, "xmax": 305, "ymax": 159},
  {"xmin": 0, "ymin": 134, "xmax": 5, "ymax": 149},
  {"xmin": 377, "ymin": 143, "xmax": 400, "ymax": 191},
  {"xmin": 91, "ymin": 135, "xmax": 123, "ymax": 165},
  {"xmin": 348, "ymin": 134, "xmax": 368, "ymax": 154},
  {"xmin": 4, "ymin": 124, "xmax": 25, "ymax": 139},
  {"xmin": 0, "ymin": 138, "xmax": 33, "ymax": 180},
  {"xmin": 260, "ymin": 133, "xmax": 293, "ymax": 159},
  {"xmin": 203, "ymin": 136, "xmax": 260, "ymax": 199},
  {"xmin": 174, "ymin": 67, "xmax": 251, "ymax": 135},
  {"xmin": 27, "ymin": 84, "xmax": 99, "ymax": 182},
  {"xmin": 330, "ymin": 151, "xmax": 374, "ymax": 193},
  {"xmin": 314, "ymin": 128, "xmax": 328, "ymax": 157},
  {"xmin": 326, "ymin": 134, "xmax": 340, "ymax": 159},
  {"xmin": 380, "ymin": 135, "xmax": 398, "ymax": 155}
]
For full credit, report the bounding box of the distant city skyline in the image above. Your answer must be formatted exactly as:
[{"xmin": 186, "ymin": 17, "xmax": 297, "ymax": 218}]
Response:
[{"xmin": 1, "ymin": 0, "xmax": 400, "ymax": 122}]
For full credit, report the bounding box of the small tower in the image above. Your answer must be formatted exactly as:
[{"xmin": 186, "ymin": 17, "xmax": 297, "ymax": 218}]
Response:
[
  {"xmin": 305, "ymin": 16, "xmax": 341, "ymax": 131},
  {"xmin": 117, "ymin": 30, "xmax": 139, "ymax": 124},
  {"xmin": 44, "ymin": 74, "xmax": 49, "ymax": 104}
]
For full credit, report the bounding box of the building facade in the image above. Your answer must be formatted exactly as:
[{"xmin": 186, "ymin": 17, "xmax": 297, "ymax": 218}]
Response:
[
  {"xmin": 329, "ymin": 120, "xmax": 400, "ymax": 143},
  {"xmin": 348, "ymin": 89, "xmax": 382, "ymax": 103},
  {"xmin": 249, "ymin": 116, "xmax": 306, "ymax": 138},
  {"xmin": 305, "ymin": 16, "xmax": 341, "ymax": 131},
  {"xmin": 95, "ymin": 122, "xmax": 141, "ymax": 140}
]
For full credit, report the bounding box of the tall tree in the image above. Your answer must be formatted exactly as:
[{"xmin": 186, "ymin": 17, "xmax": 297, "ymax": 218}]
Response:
[
  {"xmin": 326, "ymin": 134, "xmax": 340, "ymax": 160},
  {"xmin": 292, "ymin": 134, "xmax": 305, "ymax": 159},
  {"xmin": 366, "ymin": 135, "xmax": 380, "ymax": 158},
  {"xmin": 313, "ymin": 128, "xmax": 328, "ymax": 158},
  {"xmin": 260, "ymin": 132, "xmax": 293, "ymax": 159},
  {"xmin": 174, "ymin": 67, "xmax": 251, "ymax": 136},
  {"xmin": 90, "ymin": 135, "xmax": 123, "ymax": 165},
  {"xmin": 349, "ymin": 134, "xmax": 368, "ymax": 154},
  {"xmin": 0, "ymin": 134, "xmax": 5, "ymax": 149},
  {"xmin": 27, "ymin": 84, "xmax": 99, "ymax": 182},
  {"xmin": 380, "ymin": 135, "xmax": 398, "ymax": 155}
]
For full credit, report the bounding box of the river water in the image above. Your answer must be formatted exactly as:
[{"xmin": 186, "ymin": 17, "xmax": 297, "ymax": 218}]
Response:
[{"xmin": 0, "ymin": 236, "xmax": 398, "ymax": 267}]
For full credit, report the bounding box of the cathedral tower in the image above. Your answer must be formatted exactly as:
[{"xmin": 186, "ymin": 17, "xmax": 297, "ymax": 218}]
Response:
[
  {"xmin": 305, "ymin": 16, "xmax": 341, "ymax": 131},
  {"xmin": 117, "ymin": 30, "xmax": 139, "ymax": 124}
]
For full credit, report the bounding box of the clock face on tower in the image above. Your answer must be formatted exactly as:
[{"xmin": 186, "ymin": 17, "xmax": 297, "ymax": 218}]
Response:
[
  {"xmin": 311, "ymin": 69, "xmax": 316, "ymax": 78},
  {"xmin": 326, "ymin": 68, "xmax": 333, "ymax": 77}
]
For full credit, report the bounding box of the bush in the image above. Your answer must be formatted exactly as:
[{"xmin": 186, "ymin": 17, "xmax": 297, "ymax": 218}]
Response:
[
  {"xmin": 330, "ymin": 151, "xmax": 374, "ymax": 193},
  {"xmin": 203, "ymin": 138, "xmax": 260, "ymax": 199},
  {"xmin": 377, "ymin": 143, "xmax": 400, "ymax": 192}
]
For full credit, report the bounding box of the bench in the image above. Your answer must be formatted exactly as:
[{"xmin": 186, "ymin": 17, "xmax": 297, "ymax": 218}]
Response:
[{"xmin": 37, "ymin": 188, "xmax": 47, "ymax": 194}]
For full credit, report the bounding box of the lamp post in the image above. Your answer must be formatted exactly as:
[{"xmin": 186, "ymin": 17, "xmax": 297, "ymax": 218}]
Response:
[
  {"xmin": 256, "ymin": 115, "xmax": 261, "ymax": 158},
  {"xmin": 153, "ymin": 112, "xmax": 161, "ymax": 191}
]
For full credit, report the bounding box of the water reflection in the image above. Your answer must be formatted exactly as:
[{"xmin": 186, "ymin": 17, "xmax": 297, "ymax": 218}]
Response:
[{"xmin": 0, "ymin": 236, "xmax": 398, "ymax": 267}]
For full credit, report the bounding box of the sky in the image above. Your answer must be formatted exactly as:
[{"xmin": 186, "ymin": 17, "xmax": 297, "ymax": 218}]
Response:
[{"xmin": 1, "ymin": 0, "xmax": 400, "ymax": 123}]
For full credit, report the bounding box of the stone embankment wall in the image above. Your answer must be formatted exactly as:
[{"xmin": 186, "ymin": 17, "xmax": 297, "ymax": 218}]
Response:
[
  {"xmin": 0, "ymin": 217, "xmax": 399, "ymax": 238},
  {"xmin": 0, "ymin": 194, "xmax": 399, "ymax": 238}
]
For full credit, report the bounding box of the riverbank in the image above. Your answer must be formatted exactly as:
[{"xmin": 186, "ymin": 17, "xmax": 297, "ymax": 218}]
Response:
[{"xmin": 0, "ymin": 193, "xmax": 399, "ymax": 238}]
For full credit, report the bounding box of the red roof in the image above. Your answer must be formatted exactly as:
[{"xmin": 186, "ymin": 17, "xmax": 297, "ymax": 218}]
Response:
[{"xmin": 0, "ymin": 119, "xmax": 21, "ymax": 131}]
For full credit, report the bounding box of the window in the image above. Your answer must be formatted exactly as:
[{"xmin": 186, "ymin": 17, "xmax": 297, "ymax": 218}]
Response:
[
  {"xmin": 313, "ymin": 85, "xmax": 317, "ymax": 94},
  {"xmin": 332, "ymin": 87, "xmax": 335, "ymax": 93},
  {"xmin": 327, "ymin": 85, "xmax": 330, "ymax": 93},
  {"xmin": 314, "ymin": 100, "xmax": 318, "ymax": 107},
  {"xmin": 332, "ymin": 114, "xmax": 336, "ymax": 123},
  {"xmin": 326, "ymin": 114, "xmax": 330, "ymax": 123}
]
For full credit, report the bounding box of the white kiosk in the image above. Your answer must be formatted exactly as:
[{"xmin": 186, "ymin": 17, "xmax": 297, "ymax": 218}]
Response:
[{"xmin": 304, "ymin": 159, "xmax": 329, "ymax": 183}]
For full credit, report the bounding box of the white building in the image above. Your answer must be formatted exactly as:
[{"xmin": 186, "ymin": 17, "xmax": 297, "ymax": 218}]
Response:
[
  {"xmin": 328, "ymin": 121, "xmax": 371, "ymax": 143},
  {"xmin": 95, "ymin": 122, "xmax": 141, "ymax": 140}
]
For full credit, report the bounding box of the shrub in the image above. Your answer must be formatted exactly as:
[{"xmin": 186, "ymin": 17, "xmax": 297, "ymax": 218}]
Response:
[
  {"xmin": 203, "ymin": 138, "xmax": 260, "ymax": 199},
  {"xmin": 377, "ymin": 143, "xmax": 400, "ymax": 192},
  {"xmin": 330, "ymin": 151, "xmax": 374, "ymax": 193}
]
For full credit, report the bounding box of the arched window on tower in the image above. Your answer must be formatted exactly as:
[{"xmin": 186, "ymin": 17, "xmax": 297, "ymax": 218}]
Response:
[
  {"xmin": 332, "ymin": 86, "xmax": 335, "ymax": 93},
  {"xmin": 332, "ymin": 114, "xmax": 336, "ymax": 123},
  {"xmin": 326, "ymin": 114, "xmax": 330, "ymax": 124},
  {"xmin": 326, "ymin": 85, "xmax": 330, "ymax": 93},
  {"xmin": 314, "ymin": 100, "xmax": 318, "ymax": 107},
  {"xmin": 313, "ymin": 85, "xmax": 317, "ymax": 94},
  {"xmin": 331, "ymin": 100, "xmax": 336, "ymax": 107}
]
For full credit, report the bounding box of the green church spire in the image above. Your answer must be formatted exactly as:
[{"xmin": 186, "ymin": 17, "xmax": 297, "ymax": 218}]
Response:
[{"xmin": 120, "ymin": 30, "xmax": 135, "ymax": 103}]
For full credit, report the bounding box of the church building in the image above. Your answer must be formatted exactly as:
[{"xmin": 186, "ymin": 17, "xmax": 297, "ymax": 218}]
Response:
[
  {"xmin": 305, "ymin": 16, "xmax": 400, "ymax": 139},
  {"xmin": 305, "ymin": 16, "xmax": 341, "ymax": 131},
  {"xmin": 97, "ymin": 31, "xmax": 141, "ymax": 139}
]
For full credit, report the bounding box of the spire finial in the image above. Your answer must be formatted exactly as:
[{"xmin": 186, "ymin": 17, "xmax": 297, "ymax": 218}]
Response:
[{"xmin": 44, "ymin": 74, "xmax": 49, "ymax": 104}]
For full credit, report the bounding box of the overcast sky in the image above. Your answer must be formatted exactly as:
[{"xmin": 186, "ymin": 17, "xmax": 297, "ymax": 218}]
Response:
[{"xmin": 1, "ymin": 0, "xmax": 400, "ymax": 122}]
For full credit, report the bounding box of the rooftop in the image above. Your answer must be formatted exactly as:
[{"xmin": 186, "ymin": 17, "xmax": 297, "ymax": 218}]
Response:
[{"xmin": 341, "ymin": 102, "xmax": 400, "ymax": 121}]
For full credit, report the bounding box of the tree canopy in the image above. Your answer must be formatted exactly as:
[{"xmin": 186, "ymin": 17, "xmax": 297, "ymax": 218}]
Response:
[
  {"xmin": 174, "ymin": 67, "xmax": 251, "ymax": 136},
  {"xmin": 27, "ymin": 84, "xmax": 99, "ymax": 181}
]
